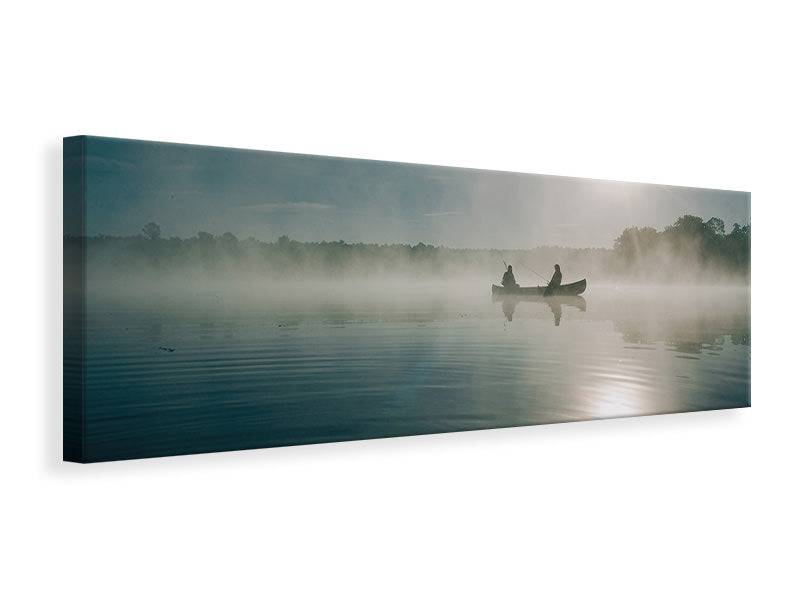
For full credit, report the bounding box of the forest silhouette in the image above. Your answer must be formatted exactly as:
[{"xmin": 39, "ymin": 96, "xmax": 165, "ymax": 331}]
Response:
[{"xmin": 65, "ymin": 214, "xmax": 750, "ymax": 283}]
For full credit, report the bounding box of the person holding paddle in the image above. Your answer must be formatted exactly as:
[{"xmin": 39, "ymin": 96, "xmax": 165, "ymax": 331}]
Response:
[{"xmin": 502, "ymin": 265, "xmax": 519, "ymax": 289}]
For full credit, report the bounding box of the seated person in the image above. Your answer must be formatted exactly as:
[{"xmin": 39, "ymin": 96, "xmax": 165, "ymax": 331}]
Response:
[
  {"xmin": 502, "ymin": 265, "xmax": 518, "ymax": 288},
  {"xmin": 544, "ymin": 264, "xmax": 562, "ymax": 296}
]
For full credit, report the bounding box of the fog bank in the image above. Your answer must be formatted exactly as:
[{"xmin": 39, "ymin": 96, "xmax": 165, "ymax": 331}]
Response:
[{"xmin": 69, "ymin": 213, "xmax": 750, "ymax": 293}]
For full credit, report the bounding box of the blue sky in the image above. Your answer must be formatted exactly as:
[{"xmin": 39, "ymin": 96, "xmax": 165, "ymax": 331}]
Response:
[{"xmin": 70, "ymin": 136, "xmax": 751, "ymax": 249}]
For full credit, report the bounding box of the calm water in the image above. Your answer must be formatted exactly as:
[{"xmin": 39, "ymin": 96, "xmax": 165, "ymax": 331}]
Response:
[{"xmin": 73, "ymin": 283, "xmax": 750, "ymax": 461}]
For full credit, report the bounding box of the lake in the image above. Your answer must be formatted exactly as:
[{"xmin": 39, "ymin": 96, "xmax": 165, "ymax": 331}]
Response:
[{"xmin": 70, "ymin": 282, "xmax": 750, "ymax": 462}]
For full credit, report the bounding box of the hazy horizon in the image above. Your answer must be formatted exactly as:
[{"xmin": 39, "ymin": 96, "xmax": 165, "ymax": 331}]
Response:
[{"xmin": 65, "ymin": 136, "xmax": 750, "ymax": 250}]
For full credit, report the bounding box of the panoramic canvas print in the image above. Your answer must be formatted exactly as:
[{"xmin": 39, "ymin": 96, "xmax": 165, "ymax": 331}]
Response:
[{"xmin": 63, "ymin": 136, "xmax": 751, "ymax": 463}]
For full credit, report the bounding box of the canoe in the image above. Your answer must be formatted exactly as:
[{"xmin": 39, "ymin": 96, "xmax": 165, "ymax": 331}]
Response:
[{"xmin": 491, "ymin": 279, "xmax": 587, "ymax": 297}]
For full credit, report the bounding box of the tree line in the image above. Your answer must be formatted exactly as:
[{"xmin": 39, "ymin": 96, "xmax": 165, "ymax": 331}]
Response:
[
  {"xmin": 65, "ymin": 214, "xmax": 749, "ymax": 283},
  {"xmin": 613, "ymin": 215, "xmax": 750, "ymax": 280}
]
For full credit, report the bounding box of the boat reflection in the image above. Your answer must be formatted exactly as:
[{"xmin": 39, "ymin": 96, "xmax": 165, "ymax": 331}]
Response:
[{"xmin": 499, "ymin": 295, "xmax": 587, "ymax": 325}]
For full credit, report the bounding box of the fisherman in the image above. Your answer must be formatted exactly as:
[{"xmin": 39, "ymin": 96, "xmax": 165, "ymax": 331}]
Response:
[
  {"xmin": 544, "ymin": 264, "xmax": 562, "ymax": 296},
  {"xmin": 502, "ymin": 265, "xmax": 518, "ymax": 289}
]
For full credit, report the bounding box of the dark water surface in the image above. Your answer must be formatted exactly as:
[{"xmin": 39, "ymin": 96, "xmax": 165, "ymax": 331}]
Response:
[{"xmin": 75, "ymin": 283, "xmax": 750, "ymax": 461}]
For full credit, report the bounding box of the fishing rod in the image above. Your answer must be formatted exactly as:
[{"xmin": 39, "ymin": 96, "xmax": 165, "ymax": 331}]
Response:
[
  {"xmin": 502, "ymin": 259, "xmax": 550, "ymax": 283},
  {"xmin": 520, "ymin": 263, "xmax": 550, "ymax": 283}
]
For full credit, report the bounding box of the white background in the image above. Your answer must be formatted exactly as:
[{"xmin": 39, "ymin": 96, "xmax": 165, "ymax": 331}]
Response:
[{"xmin": 2, "ymin": 1, "xmax": 798, "ymax": 598}]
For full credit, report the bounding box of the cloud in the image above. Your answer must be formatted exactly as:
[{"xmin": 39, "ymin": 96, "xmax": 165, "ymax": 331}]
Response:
[
  {"xmin": 242, "ymin": 202, "xmax": 336, "ymax": 213},
  {"xmin": 160, "ymin": 164, "xmax": 209, "ymax": 172},
  {"xmin": 151, "ymin": 189, "xmax": 202, "ymax": 197},
  {"xmin": 424, "ymin": 211, "xmax": 462, "ymax": 217},
  {"xmin": 86, "ymin": 155, "xmax": 137, "ymax": 172}
]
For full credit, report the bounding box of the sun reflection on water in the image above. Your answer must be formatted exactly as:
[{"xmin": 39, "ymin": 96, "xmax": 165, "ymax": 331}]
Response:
[{"xmin": 582, "ymin": 373, "xmax": 656, "ymax": 419}]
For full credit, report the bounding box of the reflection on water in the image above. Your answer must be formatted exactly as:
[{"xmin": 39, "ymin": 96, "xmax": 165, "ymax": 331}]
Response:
[
  {"xmin": 71, "ymin": 283, "xmax": 750, "ymax": 461},
  {"xmin": 500, "ymin": 295, "xmax": 587, "ymax": 325}
]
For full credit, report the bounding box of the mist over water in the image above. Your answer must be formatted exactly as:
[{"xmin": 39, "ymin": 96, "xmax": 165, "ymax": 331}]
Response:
[
  {"xmin": 64, "ymin": 137, "xmax": 750, "ymax": 461},
  {"xmin": 72, "ymin": 277, "xmax": 749, "ymax": 461},
  {"xmin": 71, "ymin": 209, "xmax": 750, "ymax": 297}
]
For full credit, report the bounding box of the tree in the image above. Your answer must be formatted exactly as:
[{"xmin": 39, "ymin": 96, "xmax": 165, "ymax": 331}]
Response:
[
  {"xmin": 613, "ymin": 226, "xmax": 659, "ymax": 263},
  {"xmin": 664, "ymin": 215, "xmax": 705, "ymax": 238},
  {"xmin": 142, "ymin": 222, "xmax": 161, "ymax": 240},
  {"xmin": 705, "ymin": 217, "xmax": 725, "ymax": 236}
]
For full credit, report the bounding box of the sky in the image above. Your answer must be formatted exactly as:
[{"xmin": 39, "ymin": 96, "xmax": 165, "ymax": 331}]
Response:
[{"xmin": 66, "ymin": 136, "xmax": 751, "ymax": 249}]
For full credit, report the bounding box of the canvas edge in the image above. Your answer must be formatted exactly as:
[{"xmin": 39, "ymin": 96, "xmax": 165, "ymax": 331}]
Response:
[{"xmin": 63, "ymin": 135, "xmax": 87, "ymax": 463}]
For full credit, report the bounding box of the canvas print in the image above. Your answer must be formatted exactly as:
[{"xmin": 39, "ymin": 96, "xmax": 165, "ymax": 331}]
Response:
[{"xmin": 63, "ymin": 136, "xmax": 751, "ymax": 463}]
